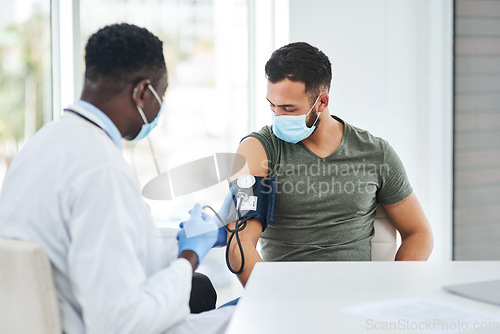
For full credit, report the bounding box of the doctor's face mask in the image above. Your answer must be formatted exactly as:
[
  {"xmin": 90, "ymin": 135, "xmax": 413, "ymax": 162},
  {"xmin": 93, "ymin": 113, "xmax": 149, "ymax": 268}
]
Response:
[{"xmin": 130, "ymin": 84, "xmax": 164, "ymax": 141}]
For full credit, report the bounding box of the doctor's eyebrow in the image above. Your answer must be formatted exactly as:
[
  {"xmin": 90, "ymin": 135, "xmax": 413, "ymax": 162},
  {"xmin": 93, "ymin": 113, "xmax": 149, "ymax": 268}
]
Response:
[{"xmin": 266, "ymin": 97, "xmax": 296, "ymax": 108}]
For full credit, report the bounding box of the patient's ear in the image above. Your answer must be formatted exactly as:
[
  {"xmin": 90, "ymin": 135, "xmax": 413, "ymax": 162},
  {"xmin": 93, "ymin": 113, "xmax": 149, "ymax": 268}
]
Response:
[{"xmin": 318, "ymin": 93, "xmax": 329, "ymax": 113}]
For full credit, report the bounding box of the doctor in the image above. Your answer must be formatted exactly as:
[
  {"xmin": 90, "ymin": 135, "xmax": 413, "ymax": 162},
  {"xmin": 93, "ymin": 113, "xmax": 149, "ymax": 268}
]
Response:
[{"xmin": 0, "ymin": 23, "xmax": 233, "ymax": 333}]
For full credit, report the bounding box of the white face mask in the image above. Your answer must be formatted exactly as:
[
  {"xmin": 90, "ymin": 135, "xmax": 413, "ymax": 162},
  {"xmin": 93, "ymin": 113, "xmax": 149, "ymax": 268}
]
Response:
[
  {"xmin": 272, "ymin": 95, "xmax": 321, "ymax": 144},
  {"xmin": 130, "ymin": 84, "xmax": 163, "ymax": 141}
]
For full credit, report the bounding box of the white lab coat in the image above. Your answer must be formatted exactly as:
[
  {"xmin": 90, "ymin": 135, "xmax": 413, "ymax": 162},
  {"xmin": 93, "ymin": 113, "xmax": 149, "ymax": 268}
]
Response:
[{"xmin": 0, "ymin": 105, "xmax": 234, "ymax": 334}]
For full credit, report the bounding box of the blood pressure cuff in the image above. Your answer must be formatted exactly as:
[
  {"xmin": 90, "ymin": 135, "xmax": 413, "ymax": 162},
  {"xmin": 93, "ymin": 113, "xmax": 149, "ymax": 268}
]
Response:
[{"xmin": 225, "ymin": 176, "xmax": 276, "ymax": 231}]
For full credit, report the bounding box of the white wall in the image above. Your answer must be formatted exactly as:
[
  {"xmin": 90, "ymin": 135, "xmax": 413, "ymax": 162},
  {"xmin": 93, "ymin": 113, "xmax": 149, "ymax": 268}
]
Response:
[{"xmin": 285, "ymin": 0, "xmax": 453, "ymax": 260}]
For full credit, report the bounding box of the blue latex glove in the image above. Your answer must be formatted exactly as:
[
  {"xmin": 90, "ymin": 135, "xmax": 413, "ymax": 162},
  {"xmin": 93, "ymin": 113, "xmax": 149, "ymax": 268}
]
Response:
[
  {"xmin": 177, "ymin": 204, "xmax": 218, "ymax": 264},
  {"xmin": 212, "ymin": 190, "xmax": 235, "ymax": 247}
]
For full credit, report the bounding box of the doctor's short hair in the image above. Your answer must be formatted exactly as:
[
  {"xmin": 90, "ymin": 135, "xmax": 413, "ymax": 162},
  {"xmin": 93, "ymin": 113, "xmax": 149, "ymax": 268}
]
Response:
[
  {"xmin": 84, "ymin": 23, "xmax": 166, "ymax": 89},
  {"xmin": 265, "ymin": 42, "xmax": 332, "ymax": 102}
]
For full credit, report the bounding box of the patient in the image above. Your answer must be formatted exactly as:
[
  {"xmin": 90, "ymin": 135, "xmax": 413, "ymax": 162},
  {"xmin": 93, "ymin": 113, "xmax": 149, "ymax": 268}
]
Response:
[{"xmin": 227, "ymin": 42, "xmax": 434, "ymax": 286}]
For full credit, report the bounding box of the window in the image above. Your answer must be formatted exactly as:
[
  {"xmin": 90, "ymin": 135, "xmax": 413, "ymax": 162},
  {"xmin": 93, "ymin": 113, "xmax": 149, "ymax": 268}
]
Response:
[{"xmin": 0, "ymin": 0, "xmax": 51, "ymax": 186}]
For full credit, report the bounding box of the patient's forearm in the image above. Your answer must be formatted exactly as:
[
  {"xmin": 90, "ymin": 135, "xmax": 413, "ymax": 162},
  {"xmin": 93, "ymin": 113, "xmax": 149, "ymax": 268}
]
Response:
[
  {"xmin": 395, "ymin": 231, "xmax": 433, "ymax": 261},
  {"xmin": 228, "ymin": 237, "xmax": 263, "ymax": 287}
]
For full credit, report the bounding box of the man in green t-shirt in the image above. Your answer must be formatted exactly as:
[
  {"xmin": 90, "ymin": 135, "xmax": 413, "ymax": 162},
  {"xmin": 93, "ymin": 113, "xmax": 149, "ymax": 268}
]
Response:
[{"xmin": 227, "ymin": 42, "xmax": 434, "ymax": 287}]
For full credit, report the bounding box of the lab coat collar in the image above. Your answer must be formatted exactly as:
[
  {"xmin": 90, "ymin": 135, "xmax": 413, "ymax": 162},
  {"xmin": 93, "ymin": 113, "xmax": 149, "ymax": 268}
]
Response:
[{"xmin": 66, "ymin": 101, "xmax": 123, "ymax": 151}]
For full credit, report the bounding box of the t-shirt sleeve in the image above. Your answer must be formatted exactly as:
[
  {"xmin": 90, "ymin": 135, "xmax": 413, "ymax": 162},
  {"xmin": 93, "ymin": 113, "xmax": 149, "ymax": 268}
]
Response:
[
  {"xmin": 241, "ymin": 126, "xmax": 280, "ymax": 178},
  {"xmin": 376, "ymin": 140, "xmax": 413, "ymax": 205}
]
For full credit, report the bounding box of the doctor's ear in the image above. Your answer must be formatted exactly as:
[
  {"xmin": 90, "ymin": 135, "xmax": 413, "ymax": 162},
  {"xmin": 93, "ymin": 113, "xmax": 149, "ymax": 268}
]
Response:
[{"xmin": 132, "ymin": 80, "xmax": 151, "ymax": 108}]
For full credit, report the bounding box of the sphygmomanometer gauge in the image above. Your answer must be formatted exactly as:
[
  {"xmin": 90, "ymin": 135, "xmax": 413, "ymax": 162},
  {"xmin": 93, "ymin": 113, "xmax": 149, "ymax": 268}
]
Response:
[{"xmin": 237, "ymin": 174, "xmax": 256, "ymax": 189}]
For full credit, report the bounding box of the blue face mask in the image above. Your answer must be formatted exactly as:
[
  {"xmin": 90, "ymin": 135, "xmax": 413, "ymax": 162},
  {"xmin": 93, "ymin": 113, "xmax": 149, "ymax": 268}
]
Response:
[
  {"xmin": 272, "ymin": 95, "xmax": 321, "ymax": 144},
  {"xmin": 131, "ymin": 84, "xmax": 164, "ymax": 141}
]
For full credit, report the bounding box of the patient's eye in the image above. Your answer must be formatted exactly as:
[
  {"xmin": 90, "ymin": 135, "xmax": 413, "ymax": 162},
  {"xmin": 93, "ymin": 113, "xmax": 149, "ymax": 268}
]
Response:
[{"xmin": 269, "ymin": 103, "xmax": 276, "ymax": 113}]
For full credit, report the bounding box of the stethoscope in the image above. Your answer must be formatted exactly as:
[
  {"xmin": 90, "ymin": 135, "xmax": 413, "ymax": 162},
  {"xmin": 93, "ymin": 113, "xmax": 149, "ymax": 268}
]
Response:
[{"xmin": 204, "ymin": 190, "xmax": 250, "ymax": 275}]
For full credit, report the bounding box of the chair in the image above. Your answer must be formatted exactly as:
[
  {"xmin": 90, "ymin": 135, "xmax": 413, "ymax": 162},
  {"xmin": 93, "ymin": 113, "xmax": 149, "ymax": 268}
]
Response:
[
  {"xmin": 0, "ymin": 239, "xmax": 62, "ymax": 334},
  {"xmin": 371, "ymin": 206, "xmax": 399, "ymax": 261}
]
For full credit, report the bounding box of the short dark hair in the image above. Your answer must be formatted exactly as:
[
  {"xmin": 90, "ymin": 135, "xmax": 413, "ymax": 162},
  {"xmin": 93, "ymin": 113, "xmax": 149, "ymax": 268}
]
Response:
[
  {"xmin": 84, "ymin": 23, "xmax": 166, "ymax": 87},
  {"xmin": 265, "ymin": 42, "xmax": 332, "ymax": 99}
]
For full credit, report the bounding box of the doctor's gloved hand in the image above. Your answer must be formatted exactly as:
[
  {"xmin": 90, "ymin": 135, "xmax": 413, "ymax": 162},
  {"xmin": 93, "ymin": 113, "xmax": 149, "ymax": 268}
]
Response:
[{"xmin": 177, "ymin": 204, "xmax": 219, "ymax": 265}]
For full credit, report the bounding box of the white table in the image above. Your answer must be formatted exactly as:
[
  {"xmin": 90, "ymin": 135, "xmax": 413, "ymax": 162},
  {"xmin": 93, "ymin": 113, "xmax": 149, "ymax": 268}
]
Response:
[{"xmin": 226, "ymin": 261, "xmax": 500, "ymax": 333}]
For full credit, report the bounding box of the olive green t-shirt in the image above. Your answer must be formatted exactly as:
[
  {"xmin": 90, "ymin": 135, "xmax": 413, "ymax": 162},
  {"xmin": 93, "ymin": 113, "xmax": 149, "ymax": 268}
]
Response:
[{"xmin": 243, "ymin": 116, "xmax": 413, "ymax": 261}]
